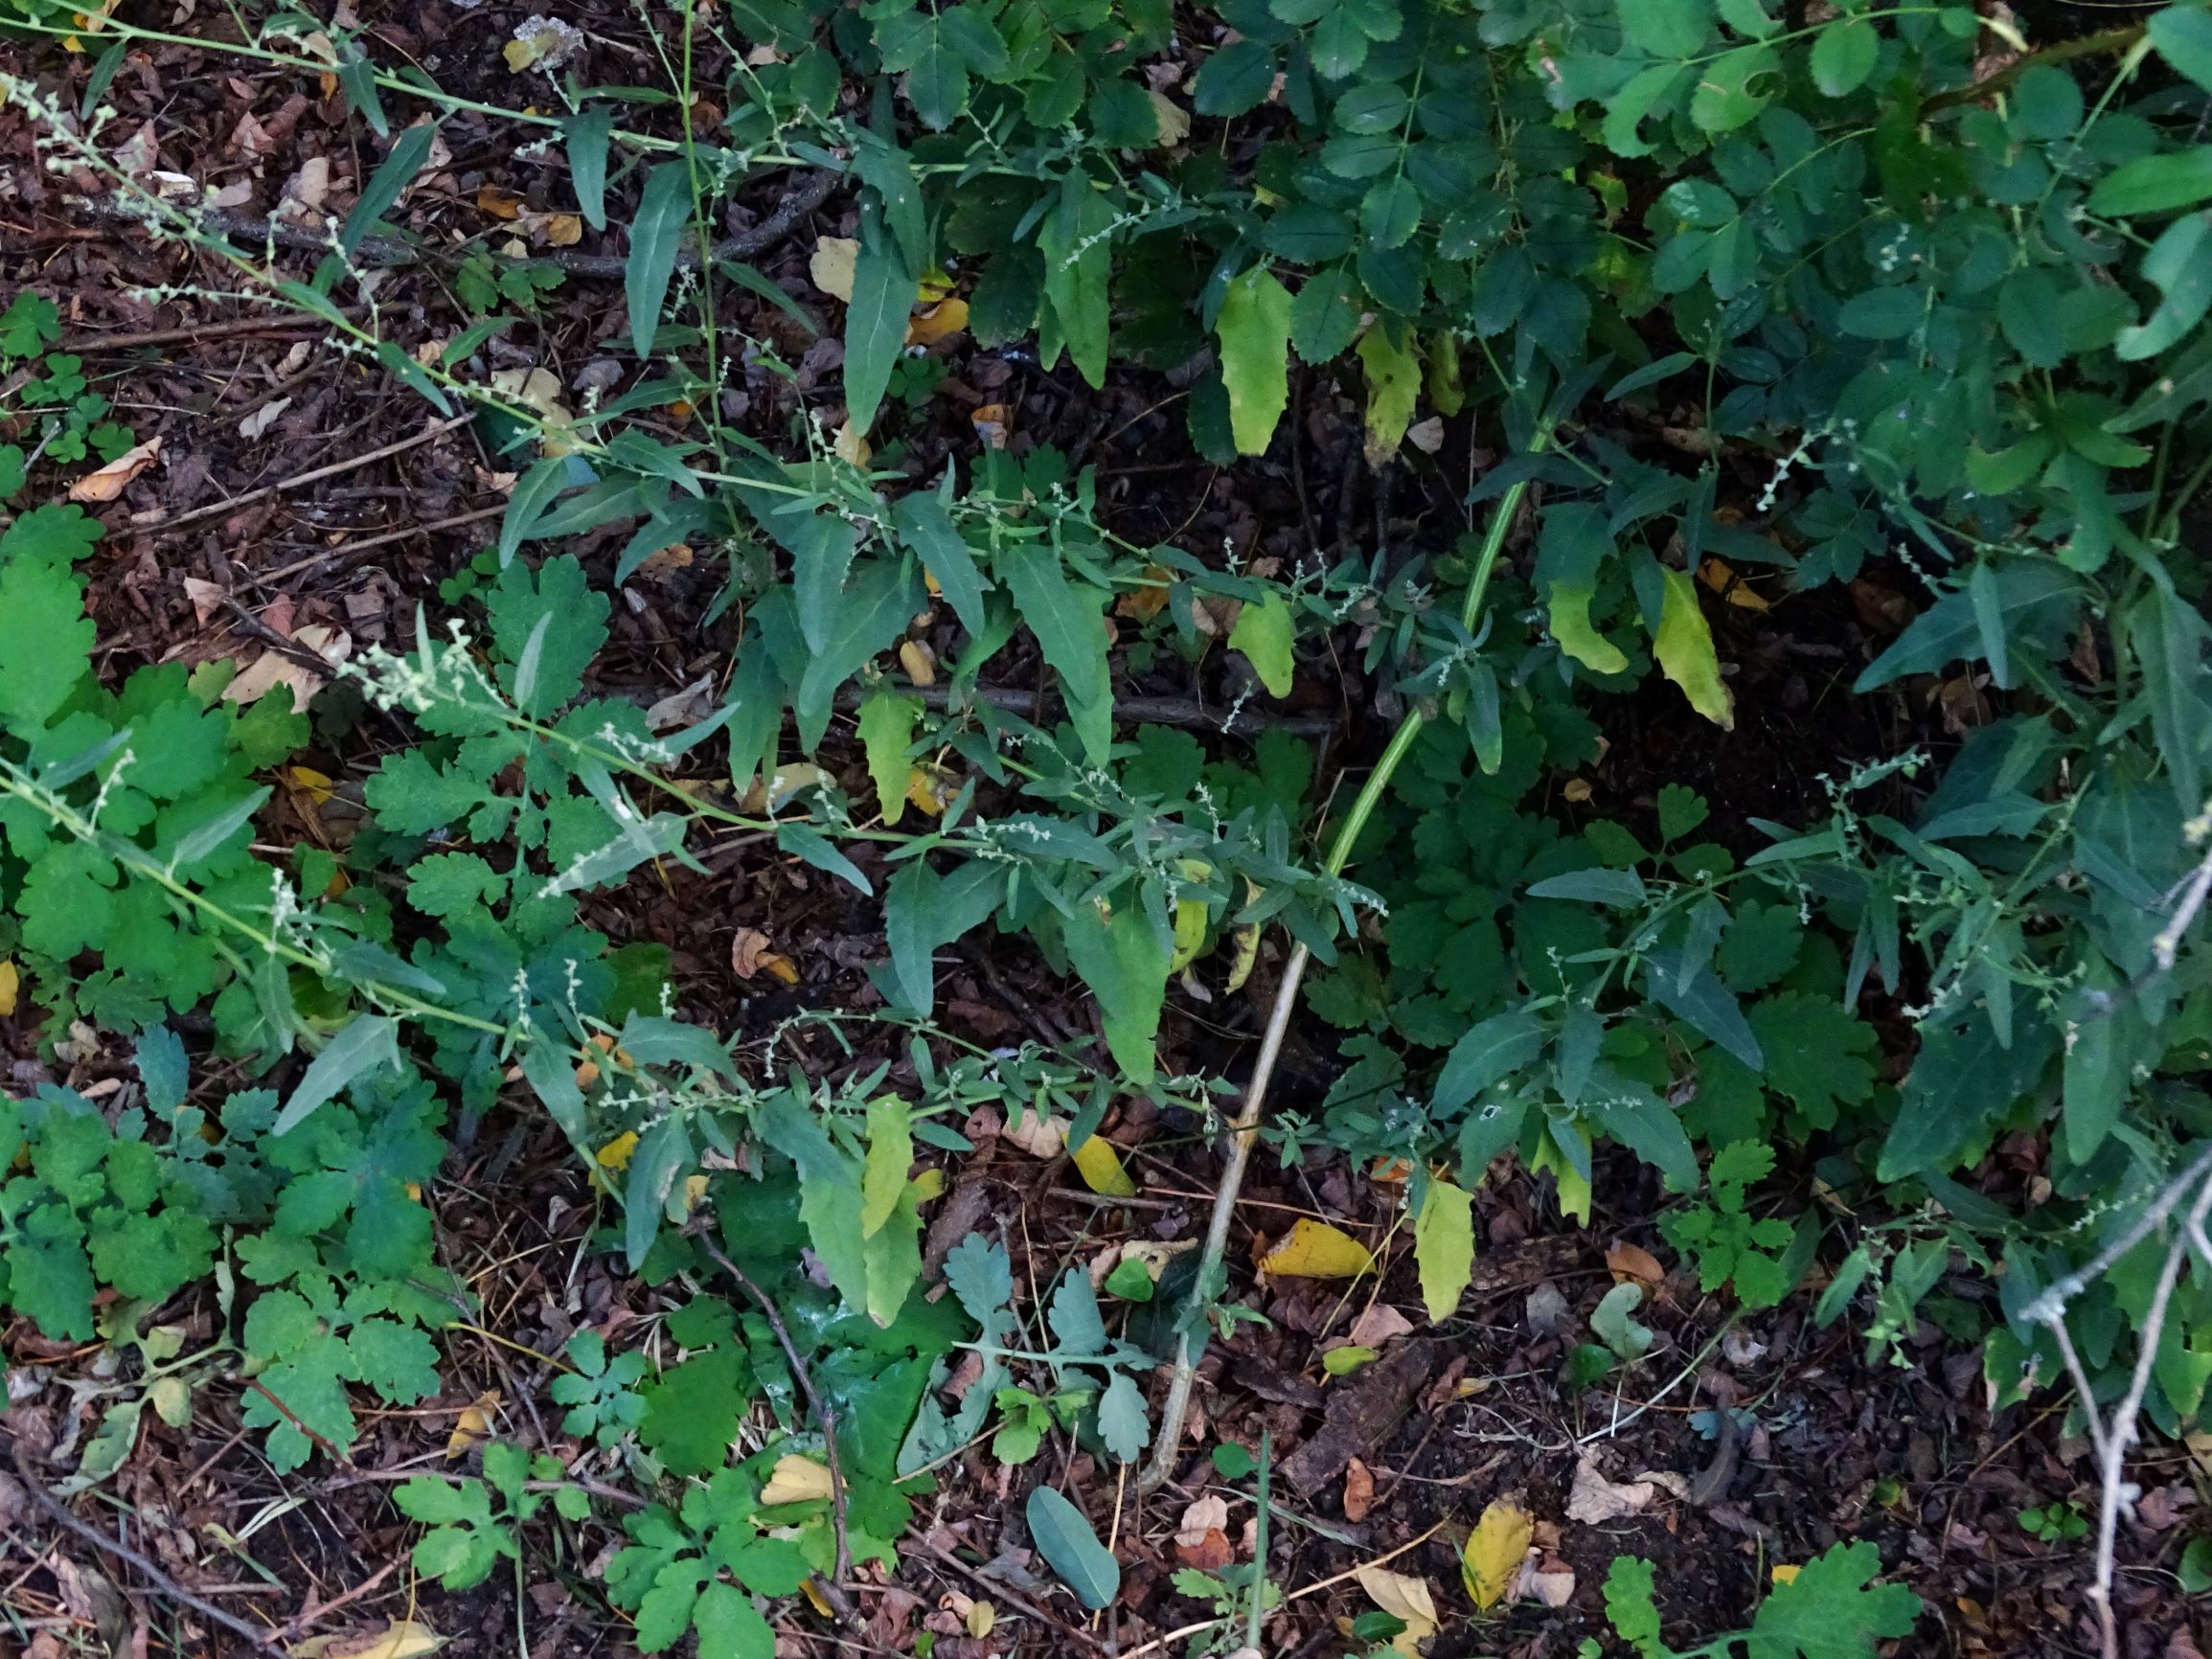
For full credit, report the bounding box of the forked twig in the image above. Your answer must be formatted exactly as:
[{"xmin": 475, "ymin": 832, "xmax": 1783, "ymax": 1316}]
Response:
[
  {"xmin": 693, "ymin": 1233, "xmax": 857, "ymax": 1621},
  {"xmin": 1136, "ymin": 449, "xmax": 1546, "ymax": 1492}
]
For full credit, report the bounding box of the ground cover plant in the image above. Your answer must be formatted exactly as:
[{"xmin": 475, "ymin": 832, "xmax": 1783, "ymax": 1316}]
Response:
[{"xmin": 0, "ymin": 0, "xmax": 2210, "ymax": 1651}]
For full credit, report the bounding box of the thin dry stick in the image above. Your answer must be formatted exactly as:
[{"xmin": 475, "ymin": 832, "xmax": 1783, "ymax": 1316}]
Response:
[
  {"xmin": 694, "ymin": 1235, "xmax": 856, "ymax": 1620},
  {"xmin": 155, "ymin": 413, "xmax": 474, "ymax": 534},
  {"xmin": 61, "ymin": 309, "xmax": 363, "ymax": 352},
  {"xmin": 10, "ymin": 1442, "xmax": 278, "ymax": 1649},
  {"xmin": 1137, "ymin": 453, "xmax": 1545, "ymax": 1493}
]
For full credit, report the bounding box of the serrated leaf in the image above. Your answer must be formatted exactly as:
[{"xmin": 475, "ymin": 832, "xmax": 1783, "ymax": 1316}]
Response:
[{"xmin": 1216, "ymin": 266, "xmax": 1293, "ymax": 456}]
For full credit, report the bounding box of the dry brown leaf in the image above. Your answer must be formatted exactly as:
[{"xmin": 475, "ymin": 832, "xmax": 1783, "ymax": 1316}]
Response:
[
  {"xmin": 291, "ymin": 1620, "xmax": 447, "ymax": 1659},
  {"xmin": 1405, "ymin": 416, "xmax": 1447, "ymax": 454},
  {"xmin": 1001, "ymin": 1108, "xmax": 1067, "ymax": 1159},
  {"xmin": 538, "ymin": 213, "xmax": 583, "ymax": 247},
  {"xmin": 730, "ymin": 927, "xmax": 799, "ymax": 986},
  {"xmin": 1564, "ymin": 1456, "xmax": 1668, "ymax": 1523},
  {"xmin": 970, "ymin": 402, "xmax": 1013, "ymax": 448},
  {"xmin": 476, "ymin": 183, "xmax": 523, "ymax": 219},
  {"xmin": 1175, "ymin": 1493, "xmax": 1230, "ymax": 1550},
  {"xmin": 736, "ymin": 761, "xmax": 833, "ymax": 813},
  {"xmin": 1347, "ymin": 1304, "xmax": 1415, "ymax": 1348},
  {"xmin": 1342, "ymin": 1457, "xmax": 1376, "ymax": 1524},
  {"xmin": 239, "ymin": 398, "xmax": 291, "ymax": 440},
  {"xmin": 221, "ymin": 623, "xmax": 351, "ymax": 713},
  {"xmin": 1114, "ymin": 563, "xmax": 1173, "ymax": 623},
  {"xmin": 897, "ymin": 638, "xmax": 938, "ymax": 687},
  {"xmin": 182, "ymin": 576, "xmax": 225, "ymax": 625},
  {"xmin": 67, "ymin": 437, "xmax": 160, "ymax": 502},
  {"xmin": 1606, "ymin": 1240, "xmax": 1666, "ymax": 1291},
  {"xmin": 1517, "ymin": 1557, "xmax": 1577, "ymax": 1607}
]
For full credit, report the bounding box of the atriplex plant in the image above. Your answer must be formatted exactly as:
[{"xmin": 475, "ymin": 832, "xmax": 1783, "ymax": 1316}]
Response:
[{"xmin": 1, "ymin": 0, "xmax": 2210, "ymax": 1645}]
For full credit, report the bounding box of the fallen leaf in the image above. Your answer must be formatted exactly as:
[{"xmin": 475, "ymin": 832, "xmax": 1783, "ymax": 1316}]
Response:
[
  {"xmin": 1461, "ymin": 1497, "xmax": 1533, "ymax": 1609},
  {"xmin": 1150, "ymin": 88, "xmax": 1191, "ymax": 146},
  {"xmin": 730, "ymin": 927, "xmax": 799, "ymax": 986},
  {"xmin": 1175, "ymin": 1494, "xmax": 1229, "ymax": 1549},
  {"xmin": 810, "ymin": 237, "xmax": 859, "ymax": 302},
  {"xmin": 1699, "ymin": 556, "xmax": 1772, "ymax": 611},
  {"xmin": 1517, "ymin": 1557, "xmax": 1577, "ymax": 1607},
  {"xmin": 504, "ymin": 14, "xmax": 584, "ymax": 72},
  {"xmin": 1356, "ymin": 1567, "xmax": 1438, "ymax": 1657},
  {"xmin": 1348, "ymin": 1304, "xmax": 1416, "ymax": 1348},
  {"xmin": 1342, "ymin": 1458, "xmax": 1376, "ymax": 1523},
  {"xmin": 966, "ymin": 1600, "xmax": 996, "ymax": 1639},
  {"xmin": 67, "ymin": 437, "xmax": 160, "ymax": 502},
  {"xmin": 906, "ymin": 297, "xmax": 969, "ymax": 346},
  {"xmin": 220, "ymin": 624, "xmax": 351, "ymax": 713},
  {"xmin": 1322, "ymin": 1345, "xmax": 1379, "ymax": 1376},
  {"xmin": 1002, "ymin": 1109, "xmax": 1067, "ymax": 1160},
  {"xmin": 1606, "ymin": 1240, "xmax": 1666, "ymax": 1291},
  {"xmin": 476, "ymin": 183, "xmax": 523, "ymax": 219},
  {"xmin": 291, "ymin": 1620, "xmax": 447, "ymax": 1659},
  {"xmin": 1771, "ymin": 1563, "xmax": 1801, "ymax": 1585},
  {"xmin": 1405, "ymin": 415, "xmax": 1447, "ymax": 454},
  {"xmin": 445, "ymin": 1390, "xmax": 501, "ymax": 1459},
  {"xmin": 760, "ymin": 1454, "xmax": 834, "ymax": 1506},
  {"xmin": 0, "ymin": 960, "xmax": 17, "ymax": 1018},
  {"xmin": 1115, "ymin": 563, "xmax": 1173, "ymax": 623},
  {"xmin": 489, "ymin": 366, "xmax": 578, "ymax": 456},
  {"xmin": 970, "ymin": 402, "xmax": 1013, "ymax": 448},
  {"xmin": 537, "ymin": 213, "xmax": 583, "ymax": 247},
  {"xmin": 735, "ymin": 761, "xmax": 833, "ymax": 814},
  {"xmin": 1564, "ymin": 1456, "xmax": 1667, "ymax": 1523},
  {"xmin": 1069, "ymin": 1133, "xmax": 1137, "ymax": 1198},
  {"xmin": 1259, "ymin": 1218, "xmax": 1375, "ymax": 1280},
  {"xmin": 833, "ymin": 420, "xmax": 872, "ymax": 468},
  {"xmin": 596, "ymin": 1130, "xmax": 639, "ymax": 1170},
  {"xmin": 897, "ymin": 638, "xmax": 937, "ymax": 687},
  {"xmin": 904, "ymin": 762, "xmax": 956, "ymax": 818}
]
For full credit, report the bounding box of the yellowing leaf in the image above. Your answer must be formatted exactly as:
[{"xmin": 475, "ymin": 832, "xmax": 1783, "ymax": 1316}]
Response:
[
  {"xmin": 905, "ymin": 762, "xmax": 955, "ymax": 817},
  {"xmin": 1171, "ymin": 894, "xmax": 1210, "ymax": 971},
  {"xmin": 1653, "ymin": 566, "xmax": 1734, "ymax": 729},
  {"xmin": 0, "ymin": 960, "xmax": 16, "ymax": 1018},
  {"xmin": 810, "ymin": 237, "xmax": 859, "ymax": 302},
  {"xmin": 905, "ymin": 297, "xmax": 969, "ymax": 346},
  {"xmin": 1260, "ymin": 1218, "xmax": 1375, "ymax": 1280},
  {"xmin": 1070, "ymin": 1133, "xmax": 1137, "ymax": 1197},
  {"xmin": 596, "ymin": 1130, "xmax": 639, "ymax": 1170},
  {"xmin": 860, "ymin": 1096, "xmax": 914, "ymax": 1238},
  {"xmin": 445, "ymin": 1389, "xmax": 501, "ymax": 1459},
  {"xmin": 1217, "ymin": 266, "xmax": 1293, "ymax": 456},
  {"xmin": 1531, "ymin": 1121, "xmax": 1592, "ymax": 1225},
  {"xmin": 1229, "ymin": 590, "xmax": 1296, "ymax": 698},
  {"xmin": 761, "ymin": 1454, "xmax": 835, "ymax": 1506},
  {"xmin": 857, "ymin": 690, "xmax": 922, "ymax": 826},
  {"xmin": 1413, "ymin": 1178, "xmax": 1475, "ymax": 1325},
  {"xmin": 1357, "ymin": 323, "xmax": 1420, "ymax": 465},
  {"xmin": 1426, "ymin": 330, "xmax": 1465, "ymax": 417},
  {"xmin": 1323, "ymin": 1344, "xmax": 1380, "ymax": 1375},
  {"xmin": 1461, "ymin": 1497, "xmax": 1533, "ymax": 1609},
  {"xmin": 292, "ymin": 1619, "xmax": 448, "ymax": 1659},
  {"xmin": 1771, "ymin": 1563, "xmax": 1802, "ymax": 1585},
  {"xmin": 967, "ymin": 1599, "xmax": 996, "ymax": 1639},
  {"xmin": 1356, "ymin": 1567, "xmax": 1438, "ymax": 1656},
  {"xmin": 833, "ymin": 420, "xmax": 873, "ymax": 468},
  {"xmin": 798, "ymin": 1579, "xmax": 835, "ymax": 1618},
  {"xmin": 1548, "ymin": 581, "xmax": 1630, "ymax": 673}
]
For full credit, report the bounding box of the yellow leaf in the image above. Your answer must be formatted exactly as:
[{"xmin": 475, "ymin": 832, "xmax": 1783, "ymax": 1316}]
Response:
[
  {"xmin": 292, "ymin": 1619, "xmax": 448, "ymax": 1659},
  {"xmin": 1413, "ymin": 1178, "xmax": 1475, "ymax": 1325},
  {"xmin": 1070, "ymin": 1133, "xmax": 1137, "ymax": 1198},
  {"xmin": 905, "ymin": 297, "xmax": 969, "ymax": 346},
  {"xmin": 1171, "ymin": 894, "xmax": 1210, "ymax": 971},
  {"xmin": 905, "ymin": 762, "xmax": 956, "ymax": 818},
  {"xmin": 282, "ymin": 764, "xmax": 336, "ymax": 804},
  {"xmin": 810, "ymin": 237, "xmax": 859, "ymax": 302},
  {"xmin": 540, "ymin": 213, "xmax": 583, "ymax": 247},
  {"xmin": 1653, "ymin": 566, "xmax": 1734, "ymax": 729},
  {"xmin": 682, "ymin": 1173, "xmax": 709, "ymax": 1215},
  {"xmin": 1357, "ymin": 323, "xmax": 1421, "ymax": 466},
  {"xmin": 966, "ymin": 1600, "xmax": 996, "ymax": 1639},
  {"xmin": 916, "ymin": 268, "xmax": 959, "ymax": 307},
  {"xmin": 1530, "ymin": 1121, "xmax": 1592, "ymax": 1224},
  {"xmin": 833, "ymin": 420, "xmax": 872, "ymax": 468},
  {"xmin": 1771, "ymin": 1563, "xmax": 1802, "ymax": 1585},
  {"xmin": 446, "ymin": 1389, "xmax": 501, "ymax": 1459},
  {"xmin": 911, "ymin": 1167, "xmax": 946, "ymax": 1203},
  {"xmin": 0, "ymin": 960, "xmax": 16, "ymax": 1019},
  {"xmin": 1548, "ymin": 581, "xmax": 1630, "ymax": 674},
  {"xmin": 1461, "ymin": 1497, "xmax": 1533, "ymax": 1609},
  {"xmin": 1260, "ymin": 1218, "xmax": 1375, "ymax": 1280},
  {"xmin": 1356, "ymin": 1566, "xmax": 1438, "ymax": 1656},
  {"xmin": 761, "ymin": 1454, "xmax": 835, "ymax": 1506},
  {"xmin": 596, "ymin": 1130, "xmax": 639, "ymax": 1170},
  {"xmin": 799, "ymin": 1579, "xmax": 835, "ymax": 1618}
]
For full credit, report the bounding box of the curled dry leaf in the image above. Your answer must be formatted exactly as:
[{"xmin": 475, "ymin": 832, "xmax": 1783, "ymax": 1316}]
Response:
[
  {"xmin": 66, "ymin": 437, "xmax": 160, "ymax": 503},
  {"xmin": 221, "ymin": 624, "xmax": 352, "ymax": 714},
  {"xmin": 1516, "ymin": 1556, "xmax": 1577, "ymax": 1608},
  {"xmin": 760, "ymin": 1454, "xmax": 834, "ymax": 1506},
  {"xmin": 1355, "ymin": 1566, "xmax": 1437, "ymax": 1657},
  {"xmin": 1563, "ymin": 1455, "xmax": 1672, "ymax": 1523},
  {"xmin": 1001, "ymin": 1108, "xmax": 1067, "ymax": 1160},
  {"xmin": 1347, "ymin": 1304, "xmax": 1416, "ymax": 1349},
  {"xmin": 1175, "ymin": 1493, "xmax": 1230, "ymax": 1549},
  {"xmin": 1342, "ymin": 1456, "xmax": 1376, "ymax": 1524},
  {"xmin": 730, "ymin": 927, "xmax": 799, "ymax": 986},
  {"xmin": 1605, "ymin": 1240, "xmax": 1667, "ymax": 1292}
]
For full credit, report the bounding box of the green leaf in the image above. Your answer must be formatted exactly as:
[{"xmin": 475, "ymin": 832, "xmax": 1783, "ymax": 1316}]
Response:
[
  {"xmin": 1413, "ymin": 1178, "xmax": 1473, "ymax": 1323},
  {"xmin": 695, "ymin": 1582, "xmax": 776, "ymax": 1659},
  {"xmin": 857, "ymin": 691, "xmax": 922, "ymax": 826},
  {"xmin": 1096, "ymin": 1370, "xmax": 1151, "ymax": 1462},
  {"xmin": 1836, "ymin": 286, "xmax": 1924, "ymax": 340},
  {"xmin": 1604, "ymin": 1557, "xmax": 1668, "ymax": 1658},
  {"xmin": 274, "ymin": 1016, "xmax": 402, "ymax": 1137},
  {"xmin": 1746, "ymin": 994, "xmax": 1876, "ymax": 1129},
  {"xmin": 2150, "ymin": 2, "xmax": 2212, "ymax": 94},
  {"xmin": 489, "ymin": 554, "xmax": 610, "ymax": 716},
  {"xmin": 1591, "ymin": 1282, "xmax": 1653, "ymax": 1359},
  {"xmin": 1228, "ymin": 590, "xmax": 1296, "ymax": 697},
  {"xmin": 1216, "ymin": 266, "xmax": 1293, "ymax": 457},
  {"xmin": 1291, "ymin": 264, "xmax": 1364, "ymax": 364},
  {"xmin": 627, "ymin": 162, "xmax": 695, "ymax": 359},
  {"xmin": 1039, "ymin": 172, "xmax": 1115, "ymax": 388},
  {"xmin": 1060, "ymin": 898, "xmax": 1169, "ymax": 1087},
  {"xmin": 340, "ymin": 122, "xmax": 436, "ymax": 258},
  {"xmin": 2117, "ymin": 209, "xmax": 2212, "ymax": 360},
  {"xmin": 1745, "ymin": 1540, "xmax": 1919, "ymax": 1657},
  {"xmin": 998, "ymin": 545, "xmax": 1112, "ymax": 763},
  {"xmin": 894, "ymin": 489, "xmax": 989, "ymax": 639},
  {"xmin": 1854, "ymin": 561, "xmax": 2082, "ymax": 690},
  {"xmin": 1618, "ymin": 0, "xmax": 1708, "ymax": 58},
  {"xmin": 2089, "ymin": 147, "xmax": 2212, "ymax": 216},
  {"xmin": 1653, "ymin": 567, "xmax": 1732, "ymax": 728},
  {"xmin": 565, "ymin": 107, "xmax": 612, "ymax": 230},
  {"xmin": 1526, "ymin": 867, "xmax": 1649, "ymax": 905},
  {"xmin": 1689, "ymin": 44, "xmax": 1780, "ymax": 132},
  {"xmin": 0, "ymin": 535, "xmax": 92, "ymax": 735},
  {"xmin": 1548, "ymin": 582, "xmax": 1630, "ymax": 673},
  {"xmin": 638, "ymin": 1346, "xmax": 750, "ymax": 1477},
  {"xmin": 1656, "ymin": 784, "xmax": 1709, "ymax": 841},
  {"xmin": 860, "ymin": 1095, "xmax": 913, "ymax": 1238},
  {"xmin": 1433, "ymin": 1011, "xmax": 1546, "ymax": 1112},
  {"xmin": 1195, "ymin": 38, "xmax": 1277, "ymax": 116},
  {"xmin": 845, "ymin": 204, "xmax": 919, "ymax": 435},
  {"xmin": 1809, "ymin": 18, "xmax": 1879, "ymax": 97},
  {"xmin": 1026, "ymin": 1486, "xmax": 1120, "ymax": 1609}
]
